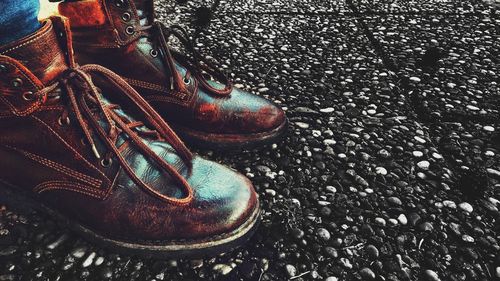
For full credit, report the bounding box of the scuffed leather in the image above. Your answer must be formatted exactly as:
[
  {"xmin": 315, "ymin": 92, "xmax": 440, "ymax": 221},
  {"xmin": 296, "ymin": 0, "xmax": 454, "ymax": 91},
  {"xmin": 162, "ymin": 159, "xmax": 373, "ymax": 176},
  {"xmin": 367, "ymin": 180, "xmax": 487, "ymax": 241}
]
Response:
[
  {"xmin": 0, "ymin": 18, "xmax": 258, "ymax": 242},
  {"xmin": 60, "ymin": 0, "xmax": 286, "ymax": 139}
]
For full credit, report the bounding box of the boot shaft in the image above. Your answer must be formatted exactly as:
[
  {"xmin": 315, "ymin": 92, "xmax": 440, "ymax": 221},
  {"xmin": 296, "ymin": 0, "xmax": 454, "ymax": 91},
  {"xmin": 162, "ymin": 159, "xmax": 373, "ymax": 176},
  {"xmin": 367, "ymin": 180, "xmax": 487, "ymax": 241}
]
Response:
[{"xmin": 59, "ymin": 0, "xmax": 155, "ymax": 47}]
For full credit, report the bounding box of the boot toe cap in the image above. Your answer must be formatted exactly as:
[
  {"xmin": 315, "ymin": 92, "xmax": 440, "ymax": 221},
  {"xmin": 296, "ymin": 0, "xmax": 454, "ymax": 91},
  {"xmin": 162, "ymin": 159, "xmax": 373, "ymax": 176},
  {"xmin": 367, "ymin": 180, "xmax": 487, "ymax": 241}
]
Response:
[{"xmin": 183, "ymin": 156, "xmax": 259, "ymax": 238}]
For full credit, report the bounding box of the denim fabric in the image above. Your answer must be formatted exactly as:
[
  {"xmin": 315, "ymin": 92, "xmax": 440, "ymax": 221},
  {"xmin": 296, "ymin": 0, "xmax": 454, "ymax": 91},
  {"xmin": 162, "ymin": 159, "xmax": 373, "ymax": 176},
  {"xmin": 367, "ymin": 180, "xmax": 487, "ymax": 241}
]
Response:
[{"xmin": 0, "ymin": 0, "xmax": 41, "ymax": 45}]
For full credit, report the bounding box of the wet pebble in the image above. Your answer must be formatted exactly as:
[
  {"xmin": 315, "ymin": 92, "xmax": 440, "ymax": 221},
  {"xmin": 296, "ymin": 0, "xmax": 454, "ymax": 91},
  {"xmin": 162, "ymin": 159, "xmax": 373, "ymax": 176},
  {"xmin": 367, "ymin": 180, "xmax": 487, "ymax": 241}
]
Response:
[
  {"xmin": 359, "ymin": 268, "xmax": 376, "ymax": 279},
  {"xmin": 316, "ymin": 228, "xmax": 331, "ymax": 241},
  {"xmin": 365, "ymin": 245, "xmax": 379, "ymax": 259},
  {"xmin": 423, "ymin": 269, "xmax": 441, "ymax": 281},
  {"xmin": 458, "ymin": 202, "xmax": 473, "ymax": 213},
  {"xmin": 397, "ymin": 214, "xmax": 408, "ymax": 225},
  {"xmin": 213, "ymin": 264, "xmax": 233, "ymax": 275},
  {"xmin": 285, "ymin": 264, "xmax": 296, "ymax": 277},
  {"xmin": 417, "ymin": 160, "xmax": 430, "ymax": 169}
]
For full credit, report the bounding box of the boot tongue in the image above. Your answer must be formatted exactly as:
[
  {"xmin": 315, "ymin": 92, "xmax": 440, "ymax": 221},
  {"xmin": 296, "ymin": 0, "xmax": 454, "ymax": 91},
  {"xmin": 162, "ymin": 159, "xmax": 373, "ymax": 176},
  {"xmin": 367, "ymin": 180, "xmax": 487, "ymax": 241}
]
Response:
[
  {"xmin": 133, "ymin": 0, "xmax": 155, "ymax": 26},
  {"xmin": 0, "ymin": 18, "xmax": 69, "ymax": 85}
]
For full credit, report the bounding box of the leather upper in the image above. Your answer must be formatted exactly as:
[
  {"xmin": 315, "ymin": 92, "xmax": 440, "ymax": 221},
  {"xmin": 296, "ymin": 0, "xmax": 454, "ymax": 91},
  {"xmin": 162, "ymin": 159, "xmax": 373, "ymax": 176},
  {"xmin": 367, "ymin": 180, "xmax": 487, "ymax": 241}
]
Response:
[
  {"xmin": 0, "ymin": 17, "xmax": 258, "ymax": 241},
  {"xmin": 59, "ymin": 0, "xmax": 286, "ymax": 137}
]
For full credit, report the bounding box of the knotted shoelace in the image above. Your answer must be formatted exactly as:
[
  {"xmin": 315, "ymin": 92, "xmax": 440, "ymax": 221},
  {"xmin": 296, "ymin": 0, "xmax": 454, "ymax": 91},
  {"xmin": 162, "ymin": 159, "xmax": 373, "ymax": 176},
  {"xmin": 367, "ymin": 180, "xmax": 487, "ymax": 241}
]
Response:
[{"xmin": 31, "ymin": 64, "xmax": 194, "ymax": 205}]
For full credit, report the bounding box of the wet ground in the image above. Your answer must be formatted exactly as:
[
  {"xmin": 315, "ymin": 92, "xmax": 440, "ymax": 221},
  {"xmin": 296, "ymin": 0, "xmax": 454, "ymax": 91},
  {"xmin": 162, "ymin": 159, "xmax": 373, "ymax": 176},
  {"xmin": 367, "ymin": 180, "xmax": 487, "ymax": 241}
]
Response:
[{"xmin": 1, "ymin": 0, "xmax": 500, "ymax": 280}]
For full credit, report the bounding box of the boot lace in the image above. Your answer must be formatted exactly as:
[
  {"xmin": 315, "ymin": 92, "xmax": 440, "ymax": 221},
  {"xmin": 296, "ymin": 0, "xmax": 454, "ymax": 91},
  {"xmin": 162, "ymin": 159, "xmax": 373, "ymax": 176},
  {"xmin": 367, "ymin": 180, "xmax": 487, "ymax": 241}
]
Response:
[
  {"xmin": 137, "ymin": 21, "xmax": 233, "ymax": 96},
  {"xmin": 31, "ymin": 64, "xmax": 194, "ymax": 205}
]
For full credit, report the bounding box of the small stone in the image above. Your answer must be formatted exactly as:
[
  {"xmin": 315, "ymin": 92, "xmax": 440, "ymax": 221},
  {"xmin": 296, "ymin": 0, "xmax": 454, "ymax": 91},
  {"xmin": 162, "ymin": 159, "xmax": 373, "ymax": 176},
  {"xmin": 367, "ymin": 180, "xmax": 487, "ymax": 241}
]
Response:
[
  {"xmin": 466, "ymin": 105, "xmax": 479, "ymax": 111},
  {"xmin": 417, "ymin": 160, "xmax": 430, "ymax": 169},
  {"xmin": 94, "ymin": 257, "xmax": 104, "ymax": 266},
  {"xmin": 340, "ymin": 258, "xmax": 352, "ymax": 269},
  {"xmin": 388, "ymin": 197, "xmax": 402, "ymax": 206},
  {"xmin": 324, "ymin": 139, "xmax": 336, "ymax": 145},
  {"xmin": 366, "ymin": 245, "xmax": 379, "ymax": 259},
  {"xmin": 495, "ymin": 267, "xmax": 500, "ymax": 278},
  {"xmin": 418, "ymin": 222, "xmax": 434, "ymax": 232},
  {"xmin": 409, "ymin": 76, "xmax": 421, "ymax": 83},
  {"xmin": 320, "ymin": 107, "xmax": 335, "ymax": 113},
  {"xmin": 487, "ymin": 168, "xmax": 500, "ymax": 177},
  {"xmin": 413, "ymin": 151, "xmax": 424, "ymax": 157},
  {"xmin": 449, "ymin": 223, "xmax": 461, "ymax": 236},
  {"xmin": 414, "ymin": 136, "xmax": 426, "ymax": 144},
  {"xmin": 432, "ymin": 152, "xmax": 443, "ymax": 159},
  {"xmin": 265, "ymin": 189, "xmax": 276, "ymax": 196},
  {"xmin": 378, "ymin": 149, "xmax": 390, "ymax": 158},
  {"xmin": 458, "ymin": 202, "xmax": 473, "ymax": 213},
  {"xmin": 285, "ymin": 264, "xmax": 297, "ymax": 277},
  {"xmin": 325, "ymin": 246, "xmax": 338, "ymax": 258},
  {"xmin": 359, "ymin": 268, "xmax": 376, "ymax": 279},
  {"xmin": 295, "ymin": 107, "xmax": 319, "ymax": 115},
  {"xmin": 316, "ymin": 228, "xmax": 331, "ymax": 241},
  {"xmin": 483, "ymin": 125, "xmax": 495, "ymax": 132},
  {"xmin": 462, "ymin": 234, "xmax": 475, "ymax": 243},
  {"xmin": 71, "ymin": 247, "xmax": 87, "ymax": 258},
  {"xmin": 375, "ymin": 217, "xmax": 386, "ymax": 226},
  {"xmin": 312, "ymin": 130, "xmax": 321, "ymax": 137},
  {"xmin": 443, "ymin": 200, "xmax": 457, "ymax": 209},
  {"xmin": 485, "ymin": 150, "xmax": 495, "ymax": 156},
  {"xmin": 325, "ymin": 277, "xmax": 339, "ymax": 281},
  {"xmin": 325, "ymin": 186, "xmax": 337, "ymax": 193},
  {"xmin": 423, "ymin": 269, "xmax": 441, "ymax": 281},
  {"xmin": 375, "ymin": 167, "xmax": 387, "ymax": 175},
  {"xmin": 290, "ymin": 228, "xmax": 305, "ymax": 239},
  {"xmin": 295, "ymin": 122, "xmax": 310, "ymax": 129},
  {"xmin": 331, "ymin": 238, "xmax": 343, "ymax": 247},
  {"xmin": 82, "ymin": 252, "xmax": 96, "ymax": 268},
  {"xmin": 397, "ymin": 214, "xmax": 408, "ymax": 225},
  {"xmin": 213, "ymin": 264, "xmax": 233, "ymax": 275},
  {"xmin": 190, "ymin": 259, "xmax": 204, "ymax": 269},
  {"xmin": 489, "ymin": 197, "xmax": 500, "ymax": 206},
  {"xmin": 408, "ymin": 212, "xmax": 421, "ymax": 226}
]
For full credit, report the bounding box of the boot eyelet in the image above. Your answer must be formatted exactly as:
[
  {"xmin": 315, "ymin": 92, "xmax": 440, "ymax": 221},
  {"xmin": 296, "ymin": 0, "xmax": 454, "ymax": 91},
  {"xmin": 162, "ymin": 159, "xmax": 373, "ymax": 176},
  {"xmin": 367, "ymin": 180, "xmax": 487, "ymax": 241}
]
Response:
[
  {"xmin": 0, "ymin": 64, "xmax": 7, "ymax": 73},
  {"xmin": 100, "ymin": 158, "xmax": 113, "ymax": 168},
  {"xmin": 121, "ymin": 12, "xmax": 131, "ymax": 22},
  {"xmin": 115, "ymin": 0, "xmax": 127, "ymax": 7},
  {"xmin": 12, "ymin": 78, "xmax": 23, "ymax": 88},
  {"xmin": 183, "ymin": 77, "xmax": 191, "ymax": 85},
  {"xmin": 125, "ymin": 26, "xmax": 135, "ymax": 35},
  {"xmin": 58, "ymin": 116, "xmax": 71, "ymax": 126},
  {"xmin": 150, "ymin": 49, "xmax": 158, "ymax": 57},
  {"xmin": 22, "ymin": 91, "xmax": 35, "ymax": 101}
]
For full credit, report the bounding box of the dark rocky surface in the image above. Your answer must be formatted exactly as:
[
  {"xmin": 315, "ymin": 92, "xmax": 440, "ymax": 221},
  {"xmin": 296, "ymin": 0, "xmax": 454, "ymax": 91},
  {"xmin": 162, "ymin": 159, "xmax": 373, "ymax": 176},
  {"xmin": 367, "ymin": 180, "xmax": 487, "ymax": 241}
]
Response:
[{"xmin": 1, "ymin": 0, "xmax": 500, "ymax": 280}]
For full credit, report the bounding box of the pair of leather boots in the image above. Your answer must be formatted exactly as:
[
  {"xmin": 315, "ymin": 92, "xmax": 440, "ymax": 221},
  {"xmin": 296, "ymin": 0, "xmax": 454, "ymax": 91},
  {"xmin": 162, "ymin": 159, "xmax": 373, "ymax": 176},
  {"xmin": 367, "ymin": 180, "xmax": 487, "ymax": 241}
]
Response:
[{"xmin": 0, "ymin": 0, "xmax": 287, "ymax": 258}]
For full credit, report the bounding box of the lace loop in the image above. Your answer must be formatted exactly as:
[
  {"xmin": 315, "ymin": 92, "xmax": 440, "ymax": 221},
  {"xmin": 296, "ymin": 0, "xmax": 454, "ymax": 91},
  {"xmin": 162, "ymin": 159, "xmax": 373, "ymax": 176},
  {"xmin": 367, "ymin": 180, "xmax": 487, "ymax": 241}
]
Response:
[
  {"xmin": 145, "ymin": 21, "xmax": 233, "ymax": 96},
  {"xmin": 38, "ymin": 65, "xmax": 194, "ymax": 205}
]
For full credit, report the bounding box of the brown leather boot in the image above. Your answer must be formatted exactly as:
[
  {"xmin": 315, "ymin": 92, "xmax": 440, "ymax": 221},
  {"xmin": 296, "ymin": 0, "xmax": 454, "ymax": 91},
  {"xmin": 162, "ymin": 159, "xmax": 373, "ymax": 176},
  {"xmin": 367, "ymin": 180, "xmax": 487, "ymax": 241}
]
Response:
[
  {"xmin": 58, "ymin": 0, "xmax": 288, "ymax": 150},
  {"xmin": 0, "ymin": 17, "xmax": 259, "ymax": 258}
]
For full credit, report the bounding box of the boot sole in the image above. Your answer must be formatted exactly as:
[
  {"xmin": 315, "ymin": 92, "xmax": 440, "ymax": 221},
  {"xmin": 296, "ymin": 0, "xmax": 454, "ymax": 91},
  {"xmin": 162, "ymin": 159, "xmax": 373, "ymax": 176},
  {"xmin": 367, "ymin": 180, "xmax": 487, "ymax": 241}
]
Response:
[
  {"xmin": 0, "ymin": 179, "xmax": 261, "ymax": 259},
  {"xmin": 174, "ymin": 119, "xmax": 289, "ymax": 151}
]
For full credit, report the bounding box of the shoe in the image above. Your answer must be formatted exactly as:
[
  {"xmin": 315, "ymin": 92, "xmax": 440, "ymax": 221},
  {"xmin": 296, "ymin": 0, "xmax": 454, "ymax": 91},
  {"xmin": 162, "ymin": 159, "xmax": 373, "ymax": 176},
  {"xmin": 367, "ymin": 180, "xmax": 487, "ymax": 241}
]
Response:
[
  {"xmin": 0, "ymin": 17, "xmax": 259, "ymax": 258},
  {"xmin": 58, "ymin": 0, "xmax": 288, "ymax": 150}
]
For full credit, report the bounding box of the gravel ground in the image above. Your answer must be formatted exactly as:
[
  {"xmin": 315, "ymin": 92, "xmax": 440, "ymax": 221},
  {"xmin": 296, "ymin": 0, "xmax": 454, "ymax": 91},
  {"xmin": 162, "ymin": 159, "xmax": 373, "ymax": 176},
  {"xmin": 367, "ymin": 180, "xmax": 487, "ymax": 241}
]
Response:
[{"xmin": 1, "ymin": 0, "xmax": 500, "ymax": 280}]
